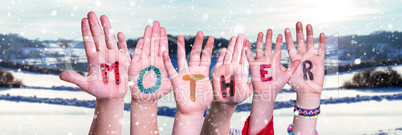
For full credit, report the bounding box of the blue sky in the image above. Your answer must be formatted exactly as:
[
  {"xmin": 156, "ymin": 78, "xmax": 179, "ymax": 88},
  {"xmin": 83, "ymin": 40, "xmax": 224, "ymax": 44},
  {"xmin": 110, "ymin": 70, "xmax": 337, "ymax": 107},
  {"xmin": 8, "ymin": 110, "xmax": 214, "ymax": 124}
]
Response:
[{"xmin": 1, "ymin": 0, "xmax": 401, "ymax": 41}]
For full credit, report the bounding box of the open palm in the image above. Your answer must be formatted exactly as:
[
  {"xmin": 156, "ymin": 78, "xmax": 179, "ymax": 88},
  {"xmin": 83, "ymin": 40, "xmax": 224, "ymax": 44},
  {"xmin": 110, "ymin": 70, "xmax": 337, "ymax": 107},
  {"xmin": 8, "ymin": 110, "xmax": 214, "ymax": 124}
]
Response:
[
  {"xmin": 59, "ymin": 12, "xmax": 130, "ymax": 99},
  {"xmin": 285, "ymin": 22, "xmax": 326, "ymax": 93},
  {"xmin": 129, "ymin": 21, "xmax": 173, "ymax": 101},
  {"xmin": 212, "ymin": 34, "xmax": 252, "ymax": 105},
  {"xmin": 163, "ymin": 32, "xmax": 214, "ymax": 114},
  {"xmin": 245, "ymin": 29, "xmax": 300, "ymax": 95}
]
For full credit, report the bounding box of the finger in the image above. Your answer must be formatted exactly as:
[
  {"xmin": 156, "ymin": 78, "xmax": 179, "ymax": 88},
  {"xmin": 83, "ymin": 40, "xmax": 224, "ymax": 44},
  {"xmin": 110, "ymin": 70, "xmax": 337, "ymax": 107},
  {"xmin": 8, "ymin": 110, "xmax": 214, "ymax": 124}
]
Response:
[
  {"xmin": 278, "ymin": 35, "xmax": 287, "ymax": 73},
  {"xmin": 189, "ymin": 31, "xmax": 204, "ymax": 66},
  {"xmin": 100, "ymin": 15, "xmax": 117, "ymax": 50},
  {"xmin": 317, "ymin": 33, "xmax": 326, "ymax": 58},
  {"xmin": 240, "ymin": 38, "xmax": 248, "ymax": 65},
  {"xmin": 143, "ymin": 25, "xmax": 152, "ymax": 56},
  {"xmin": 117, "ymin": 32, "xmax": 128, "ymax": 54},
  {"xmin": 245, "ymin": 39, "xmax": 255, "ymax": 62},
  {"xmin": 159, "ymin": 27, "xmax": 169, "ymax": 57},
  {"xmin": 131, "ymin": 38, "xmax": 144, "ymax": 64},
  {"xmin": 274, "ymin": 34, "xmax": 283, "ymax": 63},
  {"xmin": 265, "ymin": 29, "xmax": 273, "ymax": 56},
  {"xmin": 151, "ymin": 21, "xmax": 160, "ymax": 57},
  {"xmin": 129, "ymin": 38, "xmax": 144, "ymax": 75},
  {"xmin": 306, "ymin": 24, "xmax": 315, "ymax": 54},
  {"xmin": 296, "ymin": 21, "xmax": 306, "ymax": 54},
  {"xmin": 59, "ymin": 71, "xmax": 88, "ymax": 91},
  {"xmin": 224, "ymin": 37, "xmax": 236, "ymax": 64},
  {"xmin": 232, "ymin": 34, "xmax": 244, "ymax": 64},
  {"xmin": 200, "ymin": 36, "xmax": 214, "ymax": 66},
  {"xmin": 256, "ymin": 32, "xmax": 264, "ymax": 58},
  {"xmin": 177, "ymin": 36, "xmax": 188, "ymax": 72},
  {"xmin": 163, "ymin": 52, "xmax": 179, "ymax": 78},
  {"xmin": 284, "ymin": 60, "xmax": 301, "ymax": 78},
  {"xmin": 285, "ymin": 28, "xmax": 297, "ymax": 61},
  {"xmin": 87, "ymin": 11, "xmax": 107, "ymax": 52},
  {"xmin": 215, "ymin": 48, "xmax": 227, "ymax": 67},
  {"xmin": 117, "ymin": 32, "xmax": 130, "ymax": 71},
  {"xmin": 81, "ymin": 18, "xmax": 97, "ymax": 63}
]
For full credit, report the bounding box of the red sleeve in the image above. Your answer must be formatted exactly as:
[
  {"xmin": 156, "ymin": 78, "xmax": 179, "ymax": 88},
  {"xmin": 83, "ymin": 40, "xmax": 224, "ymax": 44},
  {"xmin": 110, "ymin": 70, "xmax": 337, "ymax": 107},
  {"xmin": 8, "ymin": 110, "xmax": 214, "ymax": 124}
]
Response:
[{"xmin": 242, "ymin": 116, "xmax": 274, "ymax": 135}]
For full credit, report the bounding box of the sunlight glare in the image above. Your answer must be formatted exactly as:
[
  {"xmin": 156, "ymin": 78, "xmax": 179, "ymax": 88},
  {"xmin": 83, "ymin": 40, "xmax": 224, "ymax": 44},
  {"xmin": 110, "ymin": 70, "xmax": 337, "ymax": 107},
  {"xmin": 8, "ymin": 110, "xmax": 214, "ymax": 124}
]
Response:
[{"xmin": 303, "ymin": 0, "xmax": 355, "ymax": 23}]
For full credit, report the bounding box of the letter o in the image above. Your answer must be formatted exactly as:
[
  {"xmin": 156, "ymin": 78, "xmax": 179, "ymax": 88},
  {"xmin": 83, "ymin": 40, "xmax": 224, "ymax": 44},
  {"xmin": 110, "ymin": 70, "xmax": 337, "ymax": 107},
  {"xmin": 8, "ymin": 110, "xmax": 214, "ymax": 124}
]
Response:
[{"xmin": 137, "ymin": 65, "xmax": 162, "ymax": 94}]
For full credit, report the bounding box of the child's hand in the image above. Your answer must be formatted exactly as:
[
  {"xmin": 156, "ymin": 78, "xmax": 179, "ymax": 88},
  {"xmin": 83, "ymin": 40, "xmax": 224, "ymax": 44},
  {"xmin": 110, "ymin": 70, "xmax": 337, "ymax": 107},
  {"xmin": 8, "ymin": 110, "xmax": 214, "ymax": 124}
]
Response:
[
  {"xmin": 211, "ymin": 34, "xmax": 252, "ymax": 105},
  {"xmin": 59, "ymin": 11, "xmax": 130, "ymax": 99},
  {"xmin": 201, "ymin": 34, "xmax": 252, "ymax": 135},
  {"xmin": 245, "ymin": 29, "xmax": 300, "ymax": 95},
  {"xmin": 128, "ymin": 21, "xmax": 172, "ymax": 134},
  {"xmin": 163, "ymin": 31, "xmax": 214, "ymax": 135},
  {"xmin": 285, "ymin": 22, "xmax": 326, "ymax": 135},
  {"xmin": 129, "ymin": 21, "xmax": 172, "ymax": 101},
  {"xmin": 59, "ymin": 11, "xmax": 129, "ymax": 134},
  {"xmin": 285, "ymin": 22, "xmax": 325, "ymax": 105},
  {"xmin": 244, "ymin": 29, "xmax": 300, "ymax": 135},
  {"xmin": 163, "ymin": 31, "xmax": 214, "ymax": 115}
]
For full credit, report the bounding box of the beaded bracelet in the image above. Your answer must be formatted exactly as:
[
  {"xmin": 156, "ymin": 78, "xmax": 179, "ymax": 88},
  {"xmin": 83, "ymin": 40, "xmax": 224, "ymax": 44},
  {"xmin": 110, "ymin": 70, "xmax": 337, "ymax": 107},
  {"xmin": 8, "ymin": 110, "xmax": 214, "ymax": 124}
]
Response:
[
  {"xmin": 293, "ymin": 103, "xmax": 320, "ymax": 118},
  {"xmin": 287, "ymin": 124, "xmax": 319, "ymax": 135}
]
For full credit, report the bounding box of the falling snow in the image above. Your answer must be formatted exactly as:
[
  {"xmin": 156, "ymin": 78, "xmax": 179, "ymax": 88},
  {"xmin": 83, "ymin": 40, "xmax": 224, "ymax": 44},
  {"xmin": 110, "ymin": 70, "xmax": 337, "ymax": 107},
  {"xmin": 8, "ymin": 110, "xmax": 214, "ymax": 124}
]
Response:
[
  {"xmin": 95, "ymin": 1, "xmax": 102, "ymax": 7},
  {"xmin": 50, "ymin": 10, "xmax": 57, "ymax": 16},
  {"xmin": 0, "ymin": 1, "xmax": 401, "ymax": 135}
]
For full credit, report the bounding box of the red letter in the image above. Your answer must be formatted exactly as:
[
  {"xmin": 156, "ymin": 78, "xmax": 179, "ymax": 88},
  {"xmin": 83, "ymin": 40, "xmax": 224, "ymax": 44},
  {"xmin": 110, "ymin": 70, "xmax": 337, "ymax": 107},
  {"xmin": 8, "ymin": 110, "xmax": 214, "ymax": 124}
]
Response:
[
  {"xmin": 100, "ymin": 61, "xmax": 120, "ymax": 85},
  {"xmin": 260, "ymin": 64, "xmax": 272, "ymax": 82}
]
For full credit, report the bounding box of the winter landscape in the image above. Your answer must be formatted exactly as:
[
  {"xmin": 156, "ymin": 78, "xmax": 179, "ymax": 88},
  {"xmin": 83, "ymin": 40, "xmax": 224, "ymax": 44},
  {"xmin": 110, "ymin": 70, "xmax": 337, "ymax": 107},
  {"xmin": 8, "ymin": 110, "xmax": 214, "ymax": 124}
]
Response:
[
  {"xmin": 1, "ymin": 32, "xmax": 402, "ymax": 134},
  {"xmin": 1, "ymin": 0, "xmax": 402, "ymax": 135}
]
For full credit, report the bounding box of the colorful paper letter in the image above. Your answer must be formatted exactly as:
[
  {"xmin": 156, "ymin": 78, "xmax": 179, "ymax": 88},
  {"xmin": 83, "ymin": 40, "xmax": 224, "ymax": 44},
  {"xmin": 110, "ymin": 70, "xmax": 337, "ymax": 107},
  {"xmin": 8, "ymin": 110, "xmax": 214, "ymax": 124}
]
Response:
[
  {"xmin": 182, "ymin": 74, "xmax": 205, "ymax": 102},
  {"xmin": 100, "ymin": 61, "xmax": 120, "ymax": 85},
  {"xmin": 303, "ymin": 60, "xmax": 314, "ymax": 80},
  {"xmin": 260, "ymin": 64, "xmax": 272, "ymax": 82},
  {"xmin": 220, "ymin": 75, "xmax": 235, "ymax": 98},
  {"xmin": 137, "ymin": 65, "xmax": 162, "ymax": 94}
]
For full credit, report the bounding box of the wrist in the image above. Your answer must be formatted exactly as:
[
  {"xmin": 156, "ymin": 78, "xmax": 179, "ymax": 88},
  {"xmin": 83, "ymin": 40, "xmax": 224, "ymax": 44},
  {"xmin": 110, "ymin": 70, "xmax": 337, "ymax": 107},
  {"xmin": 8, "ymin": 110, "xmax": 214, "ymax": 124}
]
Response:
[
  {"xmin": 210, "ymin": 101, "xmax": 237, "ymax": 114},
  {"xmin": 211, "ymin": 100, "xmax": 237, "ymax": 109},
  {"xmin": 295, "ymin": 92, "xmax": 321, "ymax": 109},
  {"xmin": 252, "ymin": 90, "xmax": 278, "ymax": 102},
  {"xmin": 176, "ymin": 109, "xmax": 205, "ymax": 118},
  {"xmin": 173, "ymin": 111, "xmax": 204, "ymax": 134},
  {"xmin": 96, "ymin": 98, "xmax": 125, "ymax": 104},
  {"xmin": 131, "ymin": 99, "xmax": 158, "ymax": 107}
]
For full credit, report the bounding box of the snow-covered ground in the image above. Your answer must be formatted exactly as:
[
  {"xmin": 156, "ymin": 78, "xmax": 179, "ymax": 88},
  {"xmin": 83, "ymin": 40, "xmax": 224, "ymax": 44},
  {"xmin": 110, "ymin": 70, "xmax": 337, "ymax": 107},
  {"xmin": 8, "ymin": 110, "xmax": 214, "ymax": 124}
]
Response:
[
  {"xmin": 1, "ymin": 100, "xmax": 401, "ymax": 135},
  {"xmin": 0, "ymin": 62, "xmax": 402, "ymax": 134},
  {"xmin": 0, "ymin": 100, "xmax": 174, "ymax": 135}
]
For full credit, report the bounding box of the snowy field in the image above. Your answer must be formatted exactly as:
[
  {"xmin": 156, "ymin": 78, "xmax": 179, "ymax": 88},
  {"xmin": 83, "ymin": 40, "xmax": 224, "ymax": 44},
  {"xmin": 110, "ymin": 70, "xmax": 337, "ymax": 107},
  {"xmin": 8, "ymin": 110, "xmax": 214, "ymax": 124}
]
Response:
[
  {"xmin": 0, "ymin": 64, "xmax": 402, "ymax": 134},
  {"xmin": 1, "ymin": 100, "xmax": 402, "ymax": 135},
  {"xmin": 0, "ymin": 101, "xmax": 174, "ymax": 135}
]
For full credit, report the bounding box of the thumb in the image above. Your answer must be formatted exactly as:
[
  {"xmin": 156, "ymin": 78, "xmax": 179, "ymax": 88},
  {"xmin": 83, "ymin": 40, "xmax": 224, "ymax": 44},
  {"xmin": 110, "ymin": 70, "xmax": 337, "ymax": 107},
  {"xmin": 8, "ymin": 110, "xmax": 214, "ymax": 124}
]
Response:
[
  {"xmin": 60, "ymin": 71, "xmax": 88, "ymax": 90},
  {"xmin": 284, "ymin": 59, "xmax": 301, "ymax": 78},
  {"xmin": 248, "ymin": 82, "xmax": 254, "ymax": 92}
]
